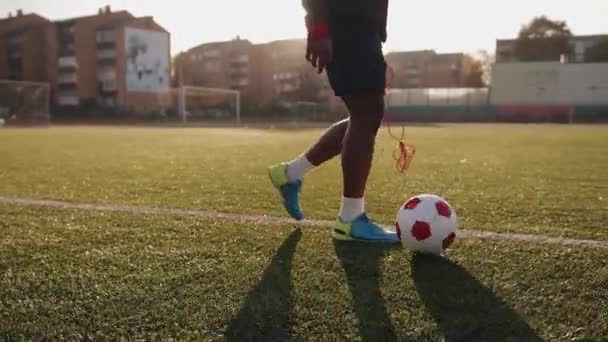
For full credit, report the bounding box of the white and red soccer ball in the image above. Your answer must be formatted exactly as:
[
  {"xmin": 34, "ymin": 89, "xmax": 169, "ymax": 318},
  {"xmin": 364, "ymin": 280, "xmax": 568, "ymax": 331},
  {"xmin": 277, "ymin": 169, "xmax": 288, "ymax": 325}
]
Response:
[{"xmin": 396, "ymin": 194, "xmax": 458, "ymax": 255}]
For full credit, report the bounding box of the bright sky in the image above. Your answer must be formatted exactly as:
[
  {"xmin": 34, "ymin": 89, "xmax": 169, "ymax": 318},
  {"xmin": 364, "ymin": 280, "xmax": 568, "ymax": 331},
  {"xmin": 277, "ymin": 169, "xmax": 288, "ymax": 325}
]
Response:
[{"xmin": 4, "ymin": 0, "xmax": 608, "ymax": 55}]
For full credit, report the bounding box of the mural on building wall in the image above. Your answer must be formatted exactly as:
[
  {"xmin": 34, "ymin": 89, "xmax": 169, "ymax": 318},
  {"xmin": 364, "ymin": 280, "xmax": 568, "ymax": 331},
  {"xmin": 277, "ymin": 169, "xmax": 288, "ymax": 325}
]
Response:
[{"xmin": 125, "ymin": 28, "xmax": 169, "ymax": 92}]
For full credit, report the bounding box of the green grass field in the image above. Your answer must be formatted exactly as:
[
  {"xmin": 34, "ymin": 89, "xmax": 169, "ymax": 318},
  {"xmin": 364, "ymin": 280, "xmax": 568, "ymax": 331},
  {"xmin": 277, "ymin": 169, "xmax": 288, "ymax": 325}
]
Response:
[{"xmin": 1, "ymin": 124, "xmax": 607, "ymax": 340}]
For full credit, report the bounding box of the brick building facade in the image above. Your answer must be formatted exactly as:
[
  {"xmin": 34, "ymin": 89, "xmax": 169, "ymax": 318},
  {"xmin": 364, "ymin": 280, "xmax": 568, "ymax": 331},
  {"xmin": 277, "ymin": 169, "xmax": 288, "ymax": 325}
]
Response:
[
  {"xmin": 0, "ymin": 11, "xmax": 52, "ymax": 82},
  {"xmin": 175, "ymin": 38, "xmax": 330, "ymax": 109},
  {"xmin": 385, "ymin": 50, "xmax": 474, "ymax": 89},
  {"xmin": 0, "ymin": 7, "xmax": 169, "ymax": 113}
]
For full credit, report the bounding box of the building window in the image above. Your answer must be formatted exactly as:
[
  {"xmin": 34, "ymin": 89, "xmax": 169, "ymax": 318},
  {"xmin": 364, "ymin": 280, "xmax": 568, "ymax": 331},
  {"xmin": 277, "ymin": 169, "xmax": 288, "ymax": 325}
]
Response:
[
  {"xmin": 96, "ymin": 30, "xmax": 115, "ymax": 44},
  {"xmin": 203, "ymin": 49, "xmax": 221, "ymax": 58},
  {"xmin": 101, "ymin": 80, "xmax": 117, "ymax": 91},
  {"xmin": 7, "ymin": 35, "xmax": 23, "ymax": 46},
  {"xmin": 231, "ymin": 78, "xmax": 249, "ymax": 88},
  {"xmin": 58, "ymin": 56, "xmax": 78, "ymax": 68},
  {"xmin": 97, "ymin": 68, "xmax": 116, "ymax": 81},
  {"xmin": 232, "ymin": 54, "xmax": 249, "ymax": 63},
  {"xmin": 204, "ymin": 60, "xmax": 221, "ymax": 73},
  {"xmin": 63, "ymin": 26, "xmax": 75, "ymax": 34},
  {"xmin": 97, "ymin": 49, "xmax": 117, "ymax": 60}
]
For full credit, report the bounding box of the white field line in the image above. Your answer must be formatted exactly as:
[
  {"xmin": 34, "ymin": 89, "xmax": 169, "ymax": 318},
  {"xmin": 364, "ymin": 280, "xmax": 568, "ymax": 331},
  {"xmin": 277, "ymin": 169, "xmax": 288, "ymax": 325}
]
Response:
[{"xmin": 1, "ymin": 196, "xmax": 607, "ymax": 250}]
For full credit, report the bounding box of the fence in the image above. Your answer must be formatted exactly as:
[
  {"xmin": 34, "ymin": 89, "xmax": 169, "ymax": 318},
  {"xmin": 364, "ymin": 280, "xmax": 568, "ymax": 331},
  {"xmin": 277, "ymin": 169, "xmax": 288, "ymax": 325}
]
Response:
[
  {"xmin": 384, "ymin": 88, "xmax": 495, "ymax": 122},
  {"xmin": 384, "ymin": 86, "xmax": 608, "ymax": 123},
  {"xmin": 386, "ymin": 88, "xmax": 490, "ymax": 107}
]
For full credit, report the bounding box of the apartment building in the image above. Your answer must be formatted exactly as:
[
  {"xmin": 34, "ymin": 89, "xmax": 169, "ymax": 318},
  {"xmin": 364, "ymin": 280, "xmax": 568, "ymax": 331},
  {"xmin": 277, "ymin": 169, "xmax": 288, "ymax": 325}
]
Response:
[
  {"xmin": 54, "ymin": 6, "xmax": 170, "ymax": 111},
  {"xmin": 53, "ymin": 7, "xmax": 133, "ymax": 106},
  {"xmin": 97, "ymin": 15, "xmax": 170, "ymax": 112},
  {"xmin": 0, "ymin": 7, "xmax": 170, "ymax": 112},
  {"xmin": 178, "ymin": 37, "xmax": 252, "ymax": 91},
  {"xmin": 0, "ymin": 10, "xmax": 52, "ymax": 82},
  {"xmin": 385, "ymin": 50, "xmax": 473, "ymax": 88},
  {"xmin": 177, "ymin": 38, "xmax": 329, "ymax": 108}
]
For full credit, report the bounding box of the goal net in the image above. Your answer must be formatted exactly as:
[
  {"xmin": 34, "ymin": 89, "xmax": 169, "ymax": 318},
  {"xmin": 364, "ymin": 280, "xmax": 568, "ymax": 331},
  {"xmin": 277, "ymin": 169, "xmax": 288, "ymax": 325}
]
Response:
[
  {"xmin": 0, "ymin": 80, "xmax": 51, "ymax": 125},
  {"xmin": 173, "ymin": 86, "xmax": 241, "ymax": 124}
]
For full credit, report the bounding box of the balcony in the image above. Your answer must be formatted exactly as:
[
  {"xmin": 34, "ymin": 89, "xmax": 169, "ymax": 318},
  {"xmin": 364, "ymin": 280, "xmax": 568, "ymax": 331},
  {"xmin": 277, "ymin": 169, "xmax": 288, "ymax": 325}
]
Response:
[
  {"xmin": 231, "ymin": 78, "xmax": 249, "ymax": 88},
  {"xmin": 275, "ymin": 82, "xmax": 299, "ymax": 94},
  {"xmin": 202, "ymin": 49, "xmax": 221, "ymax": 58},
  {"xmin": 61, "ymin": 25, "xmax": 75, "ymax": 35},
  {"xmin": 96, "ymin": 30, "xmax": 116, "ymax": 44},
  {"xmin": 232, "ymin": 54, "xmax": 249, "ymax": 63},
  {"xmin": 58, "ymin": 33, "xmax": 75, "ymax": 45},
  {"xmin": 273, "ymin": 72, "xmax": 301, "ymax": 86},
  {"xmin": 230, "ymin": 66, "xmax": 249, "ymax": 77},
  {"xmin": 56, "ymin": 95, "xmax": 79, "ymax": 106},
  {"xmin": 57, "ymin": 73, "xmax": 78, "ymax": 84},
  {"xmin": 99, "ymin": 80, "xmax": 117, "ymax": 92},
  {"xmin": 58, "ymin": 43, "xmax": 76, "ymax": 57},
  {"xmin": 97, "ymin": 69, "xmax": 117, "ymax": 82},
  {"xmin": 230, "ymin": 55, "xmax": 249, "ymax": 68},
  {"xmin": 203, "ymin": 60, "xmax": 221, "ymax": 73},
  {"xmin": 58, "ymin": 56, "xmax": 78, "ymax": 69},
  {"xmin": 97, "ymin": 49, "xmax": 117, "ymax": 61},
  {"xmin": 7, "ymin": 35, "xmax": 23, "ymax": 47},
  {"xmin": 96, "ymin": 30, "xmax": 116, "ymax": 49},
  {"xmin": 8, "ymin": 49, "xmax": 22, "ymax": 61}
]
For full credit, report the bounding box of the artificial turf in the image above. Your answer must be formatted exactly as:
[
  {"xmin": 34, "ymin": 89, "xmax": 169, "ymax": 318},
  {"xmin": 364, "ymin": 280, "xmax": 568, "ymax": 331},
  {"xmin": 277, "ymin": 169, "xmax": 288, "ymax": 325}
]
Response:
[{"xmin": 0, "ymin": 205, "xmax": 606, "ymax": 340}]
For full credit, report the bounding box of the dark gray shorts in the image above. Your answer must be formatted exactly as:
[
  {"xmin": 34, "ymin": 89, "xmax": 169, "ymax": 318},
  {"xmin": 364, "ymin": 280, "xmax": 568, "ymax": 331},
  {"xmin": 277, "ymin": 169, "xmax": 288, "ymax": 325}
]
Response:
[{"xmin": 326, "ymin": 18, "xmax": 387, "ymax": 97}]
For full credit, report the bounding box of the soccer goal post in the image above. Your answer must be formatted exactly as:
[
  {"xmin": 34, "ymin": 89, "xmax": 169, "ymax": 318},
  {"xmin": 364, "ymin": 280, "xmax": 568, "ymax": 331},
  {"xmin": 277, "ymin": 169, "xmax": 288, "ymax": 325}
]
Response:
[
  {"xmin": 175, "ymin": 86, "xmax": 241, "ymax": 125},
  {"xmin": 0, "ymin": 80, "xmax": 51, "ymax": 125}
]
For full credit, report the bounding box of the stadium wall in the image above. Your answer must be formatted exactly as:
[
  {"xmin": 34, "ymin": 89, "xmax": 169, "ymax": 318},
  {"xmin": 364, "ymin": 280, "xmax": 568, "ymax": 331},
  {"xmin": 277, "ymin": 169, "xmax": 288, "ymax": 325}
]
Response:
[
  {"xmin": 490, "ymin": 62, "xmax": 608, "ymax": 106},
  {"xmin": 385, "ymin": 62, "xmax": 608, "ymax": 123},
  {"xmin": 489, "ymin": 62, "xmax": 608, "ymax": 122}
]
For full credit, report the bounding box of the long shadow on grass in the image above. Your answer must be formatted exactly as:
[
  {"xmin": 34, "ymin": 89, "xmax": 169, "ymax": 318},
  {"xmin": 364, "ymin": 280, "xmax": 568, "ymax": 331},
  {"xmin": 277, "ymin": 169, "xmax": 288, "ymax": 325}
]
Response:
[
  {"xmin": 334, "ymin": 240, "xmax": 400, "ymax": 341},
  {"xmin": 412, "ymin": 254, "xmax": 542, "ymax": 341},
  {"xmin": 224, "ymin": 229, "xmax": 302, "ymax": 341}
]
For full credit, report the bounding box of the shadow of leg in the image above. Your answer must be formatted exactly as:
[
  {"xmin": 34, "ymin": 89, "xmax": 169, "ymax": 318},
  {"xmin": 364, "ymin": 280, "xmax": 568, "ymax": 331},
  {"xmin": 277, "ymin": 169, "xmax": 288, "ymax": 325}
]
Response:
[
  {"xmin": 224, "ymin": 229, "xmax": 302, "ymax": 341},
  {"xmin": 412, "ymin": 254, "xmax": 542, "ymax": 341},
  {"xmin": 334, "ymin": 240, "xmax": 399, "ymax": 342}
]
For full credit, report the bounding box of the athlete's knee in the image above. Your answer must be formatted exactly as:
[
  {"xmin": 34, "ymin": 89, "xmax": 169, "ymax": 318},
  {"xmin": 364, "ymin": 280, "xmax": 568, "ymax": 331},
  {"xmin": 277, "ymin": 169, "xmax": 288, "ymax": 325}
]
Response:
[
  {"xmin": 353, "ymin": 110, "xmax": 383, "ymax": 137},
  {"xmin": 332, "ymin": 118, "xmax": 350, "ymax": 132},
  {"xmin": 344, "ymin": 94, "xmax": 384, "ymax": 133}
]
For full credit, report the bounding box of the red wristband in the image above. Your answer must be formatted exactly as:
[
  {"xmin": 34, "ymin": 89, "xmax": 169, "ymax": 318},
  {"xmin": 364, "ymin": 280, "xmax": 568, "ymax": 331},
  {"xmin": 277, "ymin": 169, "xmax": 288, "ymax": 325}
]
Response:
[{"xmin": 306, "ymin": 19, "xmax": 330, "ymax": 40}]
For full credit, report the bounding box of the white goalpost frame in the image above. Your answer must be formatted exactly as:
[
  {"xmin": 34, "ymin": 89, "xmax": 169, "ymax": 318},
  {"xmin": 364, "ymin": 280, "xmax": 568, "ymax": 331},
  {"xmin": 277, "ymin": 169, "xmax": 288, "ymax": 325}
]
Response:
[
  {"xmin": 0, "ymin": 80, "xmax": 51, "ymax": 118},
  {"xmin": 178, "ymin": 86, "xmax": 241, "ymax": 125}
]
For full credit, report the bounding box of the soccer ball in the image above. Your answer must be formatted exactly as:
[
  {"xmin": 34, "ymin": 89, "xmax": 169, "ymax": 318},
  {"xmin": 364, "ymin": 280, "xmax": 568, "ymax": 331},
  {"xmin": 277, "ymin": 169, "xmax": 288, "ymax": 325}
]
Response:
[{"xmin": 396, "ymin": 194, "xmax": 458, "ymax": 255}]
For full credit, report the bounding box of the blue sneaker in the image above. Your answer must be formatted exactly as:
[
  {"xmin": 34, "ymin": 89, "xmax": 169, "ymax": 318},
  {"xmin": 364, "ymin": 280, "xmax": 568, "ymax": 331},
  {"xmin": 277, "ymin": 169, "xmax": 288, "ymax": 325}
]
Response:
[
  {"xmin": 268, "ymin": 163, "xmax": 304, "ymax": 221},
  {"xmin": 333, "ymin": 213, "xmax": 399, "ymax": 243}
]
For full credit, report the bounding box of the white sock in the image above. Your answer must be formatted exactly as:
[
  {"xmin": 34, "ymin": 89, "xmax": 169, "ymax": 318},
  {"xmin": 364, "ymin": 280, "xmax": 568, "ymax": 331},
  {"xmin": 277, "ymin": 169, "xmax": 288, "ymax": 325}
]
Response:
[
  {"xmin": 286, "ymin": 155, "xmax": 316, "ymax": 182},
  {"xmin": 339, "ymin": 197, "xmax": 365, "ymax": 223}
]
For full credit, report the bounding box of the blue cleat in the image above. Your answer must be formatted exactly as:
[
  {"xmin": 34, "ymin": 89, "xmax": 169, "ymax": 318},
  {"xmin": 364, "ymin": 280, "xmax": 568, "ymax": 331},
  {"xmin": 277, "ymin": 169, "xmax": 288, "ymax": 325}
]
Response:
[
  {"xmin": 333, "ymin": 213, "xmax": 399, "ymax": 243},
  {"xmin": 268, "ymin": 163, "xmax": 304, "ymax": 221}
]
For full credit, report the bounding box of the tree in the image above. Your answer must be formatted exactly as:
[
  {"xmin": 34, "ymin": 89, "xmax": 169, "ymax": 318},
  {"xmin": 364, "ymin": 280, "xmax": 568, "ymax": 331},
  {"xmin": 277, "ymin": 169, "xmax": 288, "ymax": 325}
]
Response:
[
  {"xmin": 585, "ymin": 38, "xmax": 608, "ymax": 62},
  {"xmin": 473, "ymin": 50, "xmax": 495, "ymax": 85},
  {"xmin": 465, "ymin": 59, "xmax": 484, "ymax": 87},
  {"xmin": 513, "ymin": 16, "xmax": 573, "ymax": 62},
  {"xmin": 171, "ymin": 52, "xmax": 187, "ymax": 87}
]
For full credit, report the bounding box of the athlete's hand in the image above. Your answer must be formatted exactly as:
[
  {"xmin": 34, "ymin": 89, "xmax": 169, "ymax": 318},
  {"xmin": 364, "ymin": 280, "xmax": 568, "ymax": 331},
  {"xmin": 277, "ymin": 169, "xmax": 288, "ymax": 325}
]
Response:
[
  {"xmin": 306, "ymin": 38, "xmax": 332, "ymax": 74},
  {"xmin": 305, "ymin": 15, "xmax": 332, "ymax": 74}
]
